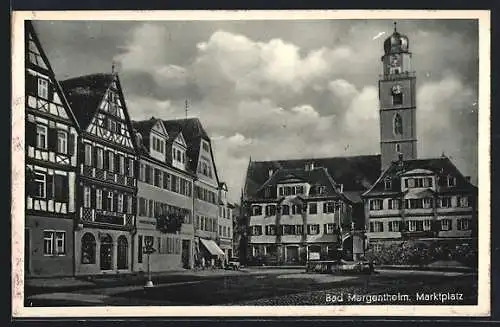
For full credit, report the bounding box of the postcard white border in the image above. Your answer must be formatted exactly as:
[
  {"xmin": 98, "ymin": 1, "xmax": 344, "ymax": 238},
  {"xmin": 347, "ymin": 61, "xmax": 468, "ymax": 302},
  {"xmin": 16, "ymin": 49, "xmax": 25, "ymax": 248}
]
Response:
[{"xmin": 11, "ymin": 9, "xmax": 491, "ymax": 318}]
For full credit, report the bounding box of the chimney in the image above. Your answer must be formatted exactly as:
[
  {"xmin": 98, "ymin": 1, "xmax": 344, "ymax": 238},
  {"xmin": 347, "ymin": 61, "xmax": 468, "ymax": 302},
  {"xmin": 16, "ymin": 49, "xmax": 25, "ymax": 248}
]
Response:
[
  {"xmin": 465, "ymin": 176, "xmax": 471, "ymax": 183},
  {"xmin": 305, "ymin": 162, "xmax": 315, "ymax": 171},
  {"xmin": 268, "ymin": 168, "xmax": 274, "ymax": 178},
  {"xmin": 338, "ymin": 184, "xmax": 344, "ymax": 193}
]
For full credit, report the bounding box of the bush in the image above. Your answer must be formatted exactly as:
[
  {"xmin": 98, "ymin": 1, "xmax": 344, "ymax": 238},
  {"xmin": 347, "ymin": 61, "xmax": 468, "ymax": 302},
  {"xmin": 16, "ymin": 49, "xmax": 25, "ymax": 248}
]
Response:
[{"xmin": 365, "ymin": 240, "xmax": 478, "ymax": 267}]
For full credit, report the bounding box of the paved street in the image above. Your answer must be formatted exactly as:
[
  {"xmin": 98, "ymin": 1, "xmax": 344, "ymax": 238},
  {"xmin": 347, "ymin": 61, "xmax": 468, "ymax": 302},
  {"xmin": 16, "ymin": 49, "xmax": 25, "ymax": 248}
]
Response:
[{"xmin": 25, "ymin": 268, "xmax": 477, "ymax": 306}]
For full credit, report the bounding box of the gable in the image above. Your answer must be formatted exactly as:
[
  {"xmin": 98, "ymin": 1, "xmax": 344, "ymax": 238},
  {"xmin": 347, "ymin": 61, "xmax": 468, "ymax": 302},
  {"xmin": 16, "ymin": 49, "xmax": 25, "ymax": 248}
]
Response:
[
  {"xmin": 27, "ymin": 29, "xmax": 48, "ymax": 71},
  {"xmin": 174, "ymin": 132, "xmax": 187, "ymax": 148},
  {"xmin": 152, "ymin": 120, "xmax": 168, "ymax": 138},
  {"xmin": 25, "ymin": 23, "xmax": 78, "ymax": 128},
  {"xmin": 196, "ymin": 139, "xmax": 219, "ymax": 186},
  {"xmin": 86, "ymin": 80, "xmax": 135, "ymax": 150}
]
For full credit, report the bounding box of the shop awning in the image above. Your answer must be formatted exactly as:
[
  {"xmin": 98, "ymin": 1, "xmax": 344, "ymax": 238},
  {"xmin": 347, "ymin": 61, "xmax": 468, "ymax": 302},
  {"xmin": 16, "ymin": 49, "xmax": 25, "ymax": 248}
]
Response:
[{"xmin": 200, "ymin": 238, "xmax": 225, "ymax": 257}]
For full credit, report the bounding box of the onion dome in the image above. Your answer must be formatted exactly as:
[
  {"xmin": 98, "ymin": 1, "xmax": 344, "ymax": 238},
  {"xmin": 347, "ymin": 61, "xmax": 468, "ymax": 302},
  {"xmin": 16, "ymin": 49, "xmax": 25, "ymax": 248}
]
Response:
[{"xmin": 384, "ymin": 22, "xmax": 409, "ymax": 55}]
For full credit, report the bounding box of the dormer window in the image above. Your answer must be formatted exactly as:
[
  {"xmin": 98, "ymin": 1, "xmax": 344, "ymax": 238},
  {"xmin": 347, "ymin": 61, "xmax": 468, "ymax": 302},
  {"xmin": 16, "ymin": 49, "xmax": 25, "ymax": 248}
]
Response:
[
  {"xmin": 152, "ymin": 135, "xmax": 165, "ymax": 154},
  {"xmin": 318, "ymin": 186, "xmax": 326, "ymax": 195},
  {"xmin": 447, "ymin": 176, "xmax": 456, "ymax": 187},
  {"xmin": 384, "ymin": 178, "xmax": 392, "ymax": 190},
  {"xmin": 172, "ymin": 145, "xmax": 187, "ymax": 170}
]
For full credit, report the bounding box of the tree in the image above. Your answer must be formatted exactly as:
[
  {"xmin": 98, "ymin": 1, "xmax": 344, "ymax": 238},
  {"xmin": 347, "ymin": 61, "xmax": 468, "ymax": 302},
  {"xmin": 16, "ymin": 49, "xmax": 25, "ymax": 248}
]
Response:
[{"xmin": 156, "ymin": 212, "xmax": 183, "ymax": 234}]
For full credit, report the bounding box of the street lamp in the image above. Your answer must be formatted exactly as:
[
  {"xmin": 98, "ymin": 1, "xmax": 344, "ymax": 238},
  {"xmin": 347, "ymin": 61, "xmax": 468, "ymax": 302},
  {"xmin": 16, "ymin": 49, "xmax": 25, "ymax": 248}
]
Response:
[{"xmin": 144, "ymin": 238, "xmax": 156, "ymax": 288}]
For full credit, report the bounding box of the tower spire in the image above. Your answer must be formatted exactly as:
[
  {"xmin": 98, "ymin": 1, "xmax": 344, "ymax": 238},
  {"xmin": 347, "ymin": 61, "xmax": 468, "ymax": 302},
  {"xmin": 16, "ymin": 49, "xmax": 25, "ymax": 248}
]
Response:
[{"xmin": 184, "ymin": 99, "xmax": 189, "ymax": 120}]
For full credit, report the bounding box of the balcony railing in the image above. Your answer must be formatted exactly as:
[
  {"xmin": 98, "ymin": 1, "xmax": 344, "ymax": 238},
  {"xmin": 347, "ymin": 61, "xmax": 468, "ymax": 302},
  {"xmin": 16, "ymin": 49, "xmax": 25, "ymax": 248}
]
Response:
[{"xmin": 80, "ymin": 207, "xmax": 135, "ymax": 228}]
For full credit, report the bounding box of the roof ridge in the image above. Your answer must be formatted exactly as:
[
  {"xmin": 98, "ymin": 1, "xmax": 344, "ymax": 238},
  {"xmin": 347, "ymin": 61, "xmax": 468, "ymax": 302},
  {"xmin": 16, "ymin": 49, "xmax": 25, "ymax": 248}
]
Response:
[
  {"xmin": 251, "ymin": 154, "xmax": 381, "ymax": 164},
  {"xmin": 61, "ymin": 72, "xmax": 114, "ymax": 83}
]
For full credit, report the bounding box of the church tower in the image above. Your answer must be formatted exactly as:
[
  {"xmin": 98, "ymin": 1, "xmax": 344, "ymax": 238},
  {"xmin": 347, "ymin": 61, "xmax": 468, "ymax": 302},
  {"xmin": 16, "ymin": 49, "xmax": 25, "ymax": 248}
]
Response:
[{"xmin": 379, "ymin": 23, "xmax": 417, "ymax": 171}]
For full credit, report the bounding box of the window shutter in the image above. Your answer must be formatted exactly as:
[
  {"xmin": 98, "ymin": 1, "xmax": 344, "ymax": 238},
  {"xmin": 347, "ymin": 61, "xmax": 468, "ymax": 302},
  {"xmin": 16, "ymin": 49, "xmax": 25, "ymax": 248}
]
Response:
[
  {"xmin": 124, "ymin": 157, "xmax": 129, "ymax": 176},
  {"xmin": 323, "ymin": 224, "xmax": 327, "ymax": 234},
  {"xmin": 48, "ymin": 127, "xmax": 58, "ymax": 151},
  {"xmin": 102, "ymin": 190, "xmax": 108, "ymax": 211},
  {"xmin": 46, "ymin": 174, "xmax": 54, "ymax": 199},
  {"xmin": 323, "ymin": 203, "xmax": 327, "ymax": 213},
  {"xmin": 145, "ymin": 165, "xmax": 151, "ymax": 183},
  {"xmin": 115, "ymin": 153, "xmax": 120, "ymax": 173},
  {"xmin": 53, "ymin": 174, "xmax": 67, "ymax": 202},
  {"xmin": 48, "ymin": 83, "xmax": 55, "ymax": 102},
  {"xmin": 104, "ymin": 150, "xmax": 109, "ymax": 170},
  {"xmin": 113, "ymin": 192, "xmax": 118, "ymax": 212},
  {"xmin": 68, "ymin": 133, "xmax": 75, "ymax": 156},
  {"xmin": 25, "ymin": 121, "xmax": 37, "ymax": 146},
  {"xmin": 91, "ymin": 147, "xmax": 97, "ymax": 167},
  {"xmin": 134, "ymin": 160, "xmax": 140, "ymax": 178},
  {"xmin": 91, "ymin": 187, "xmax": 96, "ymax": 208},
  {"xmin": 26, "ymin": 73, "xmax": 37, "ymax": 95}
]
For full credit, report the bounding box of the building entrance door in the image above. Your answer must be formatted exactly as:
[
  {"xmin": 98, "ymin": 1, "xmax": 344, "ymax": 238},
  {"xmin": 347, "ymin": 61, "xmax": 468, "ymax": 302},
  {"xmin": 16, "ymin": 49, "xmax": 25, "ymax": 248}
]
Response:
[
  {"xmin": 100, "ymin": 234, "xmax": 113, "ymax": 270},
  {"xmin": 117, "ymin": 236, "xmax": 128, "ymax": 269},
  {"xmin": 286, "ymin": 246, "xmax": 299, "ymax": 264},
  {"xmin": 182, "ymin": 240, "xmax": 190, "ymax": 268}
]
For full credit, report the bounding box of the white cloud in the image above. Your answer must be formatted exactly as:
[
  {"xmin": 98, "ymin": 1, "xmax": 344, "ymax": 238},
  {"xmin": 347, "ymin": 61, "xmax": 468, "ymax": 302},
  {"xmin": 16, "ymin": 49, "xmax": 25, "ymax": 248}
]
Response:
[{"xmin": 110, "ymin": 24, "xmax": 478, "ymax": 201}]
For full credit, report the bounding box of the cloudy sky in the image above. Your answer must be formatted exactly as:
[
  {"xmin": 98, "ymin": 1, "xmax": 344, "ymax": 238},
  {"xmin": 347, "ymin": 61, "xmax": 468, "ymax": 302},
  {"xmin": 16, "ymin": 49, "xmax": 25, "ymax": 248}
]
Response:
[{"xmin": 32, "ymin": 18, "xmax": 479, "ymax": 202}]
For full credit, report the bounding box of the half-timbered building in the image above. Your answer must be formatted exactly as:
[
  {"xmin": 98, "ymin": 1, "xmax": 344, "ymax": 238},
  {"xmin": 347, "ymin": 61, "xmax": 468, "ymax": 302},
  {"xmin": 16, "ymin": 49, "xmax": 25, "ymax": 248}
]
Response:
[
  {"xmin": 132, "ymin": 118, "xmax": 196, "ymax": 272},
  {"xmin": 61, "ymin": 72, "xmax": 138, "ymax": 275},
  {"xmin": 24, "ymin": 21, "xmax": 80, "ymax": 277}
]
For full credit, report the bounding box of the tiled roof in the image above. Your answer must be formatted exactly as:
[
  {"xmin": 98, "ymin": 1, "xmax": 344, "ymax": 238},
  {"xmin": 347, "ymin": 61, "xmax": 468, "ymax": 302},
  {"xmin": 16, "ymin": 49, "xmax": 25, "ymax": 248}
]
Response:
[
  {"xmin": 244, "ymin": 155, "xmax": 381, "ymax": 202},
  {"xmin": 362, "ymin": 156, "xmax": 477, "ymax": 197},
  {"xmin": 131, "ymin": 119, "xmax": 157, "ymax": 154},
  {"xmin": 60, "ymin": 73, "xmax": 115, "ymax": 130},
  {"xmin": 162, "ymin": 118, "xmax": 219, "ymax": 183},
  {"xmin": 253, "ymin": 166, "xmax": 352, "ymax": 203}
]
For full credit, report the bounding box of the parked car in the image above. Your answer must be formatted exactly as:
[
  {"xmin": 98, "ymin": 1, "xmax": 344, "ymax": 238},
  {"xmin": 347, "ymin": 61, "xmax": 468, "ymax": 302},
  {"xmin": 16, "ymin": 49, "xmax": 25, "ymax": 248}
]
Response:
[{"xmin": 226, "ymin": 257, "xmax": 241, "ymax": 270}]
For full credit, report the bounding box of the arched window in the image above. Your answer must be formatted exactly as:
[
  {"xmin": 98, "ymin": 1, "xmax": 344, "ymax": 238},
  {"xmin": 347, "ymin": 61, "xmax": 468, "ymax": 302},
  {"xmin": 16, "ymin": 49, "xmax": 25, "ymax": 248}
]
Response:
[
  {"xmin": 81, "ymin": 233, "xmax": 96, "ymax": 264},
  {"xmin": 393, "ymin": 113, "xmax": 403, "ymax": 135},
  {"xmin": 117, "ymin": 236, "xmax": 128, "ymax": 270}
]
